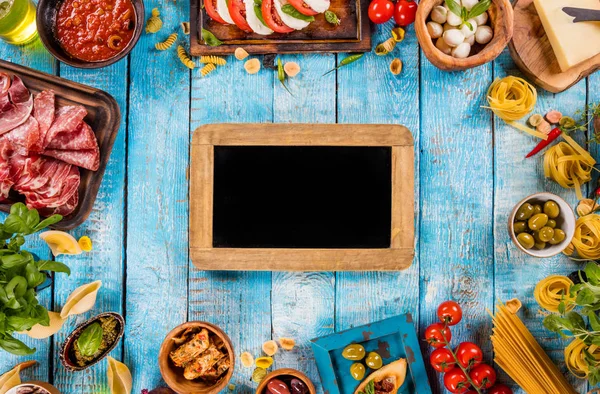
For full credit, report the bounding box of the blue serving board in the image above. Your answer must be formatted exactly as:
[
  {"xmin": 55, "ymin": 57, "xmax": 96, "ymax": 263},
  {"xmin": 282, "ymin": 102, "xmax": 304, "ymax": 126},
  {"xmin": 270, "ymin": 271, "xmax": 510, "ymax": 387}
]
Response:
[{"xmin": 310, "ymin": 314, "xmax": 431, "ymax": 394}]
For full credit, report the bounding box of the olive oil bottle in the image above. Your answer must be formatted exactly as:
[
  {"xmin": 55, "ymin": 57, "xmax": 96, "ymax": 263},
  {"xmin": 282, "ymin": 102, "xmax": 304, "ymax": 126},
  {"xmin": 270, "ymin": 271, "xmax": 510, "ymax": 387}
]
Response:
[{"xmin": 0, "ymin": 0, "xmax": 37, "ymax": 45}]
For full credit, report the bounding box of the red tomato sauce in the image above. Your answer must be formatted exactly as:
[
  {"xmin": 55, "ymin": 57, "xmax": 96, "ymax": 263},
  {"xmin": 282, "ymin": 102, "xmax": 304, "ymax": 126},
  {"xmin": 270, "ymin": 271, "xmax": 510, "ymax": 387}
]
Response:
[{"xmin": 56, "ymin": 0, "xmax": 136, "ymax": 62}]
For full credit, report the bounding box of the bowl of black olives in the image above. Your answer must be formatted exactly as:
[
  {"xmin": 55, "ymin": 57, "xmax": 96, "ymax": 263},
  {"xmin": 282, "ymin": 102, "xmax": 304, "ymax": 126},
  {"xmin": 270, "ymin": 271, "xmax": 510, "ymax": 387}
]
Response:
[
  {"xmin": 508, "ymin": 193, "xmax": 576, "ymax": 258},
  {"xmin": 256, "ymin": 369, "xmax": 315, "ymax": 394}
]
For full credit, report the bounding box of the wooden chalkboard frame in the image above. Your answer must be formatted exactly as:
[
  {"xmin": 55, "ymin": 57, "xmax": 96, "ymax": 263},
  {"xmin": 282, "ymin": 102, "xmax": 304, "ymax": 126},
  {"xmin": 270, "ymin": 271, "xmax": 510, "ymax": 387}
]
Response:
[{"xmin": 189, "ymin": 124, "xmax": 415, "ymax": 271}]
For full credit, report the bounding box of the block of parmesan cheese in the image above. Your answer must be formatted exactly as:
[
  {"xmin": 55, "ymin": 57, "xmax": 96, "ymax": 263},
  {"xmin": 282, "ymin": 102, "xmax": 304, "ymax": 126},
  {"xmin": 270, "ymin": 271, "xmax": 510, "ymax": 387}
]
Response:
[{"xmin": 533, "ymin": 0, "xmax": 600, "ymax": 72}]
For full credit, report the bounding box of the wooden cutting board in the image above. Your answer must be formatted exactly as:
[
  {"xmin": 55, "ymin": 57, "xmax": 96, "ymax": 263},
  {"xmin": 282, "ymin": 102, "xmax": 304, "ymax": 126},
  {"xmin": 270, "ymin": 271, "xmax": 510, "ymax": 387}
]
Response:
[
  {"xmin": 509, "ymin": 0, "xmax": 600, "ymax": 93},
  {"xmin": 189, "ymin": 123, "xmax": 415, "ymax": 271}
]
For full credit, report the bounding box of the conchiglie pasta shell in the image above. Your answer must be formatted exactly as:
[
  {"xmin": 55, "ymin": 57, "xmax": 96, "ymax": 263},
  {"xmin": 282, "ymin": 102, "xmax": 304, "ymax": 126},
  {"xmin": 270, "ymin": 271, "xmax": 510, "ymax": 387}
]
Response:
[
  {"xmin": 107, "ymin": 356, "xmax": 132, "ymax": 394},
  {"xmin": 60, "ymin": 280, "xmax": 102, "ymax": 319},
  {"xmin": 23, "ymin": 311, "xmax": 66, "ymax": 339},
  {"xmin": 0, "ymin": 365, "xmax": 21, "ymax": 394}
]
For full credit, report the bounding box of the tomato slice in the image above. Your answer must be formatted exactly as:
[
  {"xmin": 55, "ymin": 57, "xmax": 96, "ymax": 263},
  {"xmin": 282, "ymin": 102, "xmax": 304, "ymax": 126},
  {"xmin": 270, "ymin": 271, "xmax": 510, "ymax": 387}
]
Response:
[
  {"xmin": 286, "ymin": 0, "xmax": 317, "ymax": 15},
  {"xmin": 205, "ymin": 0, "xmax": 228, "ymax": 24},
  {"xmin": 261, "ymin": 0, "xmax": 294, "ymax": 33},
  {"xmin": 228, "ymin": 0, "xmax": 253, "ymax": 32}
]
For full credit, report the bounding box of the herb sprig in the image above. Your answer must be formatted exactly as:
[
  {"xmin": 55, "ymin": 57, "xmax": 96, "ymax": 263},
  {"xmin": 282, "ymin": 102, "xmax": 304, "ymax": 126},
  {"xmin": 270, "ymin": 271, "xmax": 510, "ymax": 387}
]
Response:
[{"xmin": 444, "ymin": 0, "xmax": 491, "ymax": 30}]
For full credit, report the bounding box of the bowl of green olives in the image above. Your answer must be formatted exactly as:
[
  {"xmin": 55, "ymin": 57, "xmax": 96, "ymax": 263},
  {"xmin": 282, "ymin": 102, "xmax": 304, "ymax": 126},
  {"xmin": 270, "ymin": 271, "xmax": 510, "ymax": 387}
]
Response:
[{"xmin": 508, "ymin": 193, "xmax": 576, "ymax": 258}]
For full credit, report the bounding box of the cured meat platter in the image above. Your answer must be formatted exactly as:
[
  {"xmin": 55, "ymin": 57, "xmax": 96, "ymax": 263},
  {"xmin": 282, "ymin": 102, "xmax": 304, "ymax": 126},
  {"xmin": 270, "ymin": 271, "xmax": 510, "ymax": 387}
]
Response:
[
  {"xmin": 190, "ymin": 0, "xmax": 371, "ymax": 56},
  {"xmin": 0, "ymin": 60, "xmax": 120, "ymax": 229}
]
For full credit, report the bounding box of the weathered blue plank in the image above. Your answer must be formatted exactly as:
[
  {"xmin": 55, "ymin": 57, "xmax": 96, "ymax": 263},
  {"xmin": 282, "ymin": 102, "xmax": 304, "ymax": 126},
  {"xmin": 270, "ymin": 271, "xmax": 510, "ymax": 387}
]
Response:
[
  {"xmin": 492, "ymin": 51, "xmax": 588, "ymax": 393},
  {"xmin": 0, "ymin": 39, "xmax": 55, "ymax": 382},
  {"xmin": 188, "ymin": 52, "xmax": 273, "ymax": 393},
  {"xmin": 125, "ymin": 1, "xmax": 190, "ymax": 390}
]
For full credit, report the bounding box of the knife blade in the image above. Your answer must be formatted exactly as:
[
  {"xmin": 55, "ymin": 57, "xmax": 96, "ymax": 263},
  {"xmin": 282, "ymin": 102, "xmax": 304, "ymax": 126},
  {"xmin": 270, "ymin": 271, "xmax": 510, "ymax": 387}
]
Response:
[{"xmin": 563, "ymin": 7, "xmax": 600, "ymax": 22}]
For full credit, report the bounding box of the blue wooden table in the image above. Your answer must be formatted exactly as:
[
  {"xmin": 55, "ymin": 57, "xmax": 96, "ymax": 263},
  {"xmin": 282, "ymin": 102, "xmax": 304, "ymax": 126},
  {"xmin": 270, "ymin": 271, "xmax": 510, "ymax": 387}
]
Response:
[{"xmin": 1, "ymin": 2, "xmax": 599, "ymax": 392}]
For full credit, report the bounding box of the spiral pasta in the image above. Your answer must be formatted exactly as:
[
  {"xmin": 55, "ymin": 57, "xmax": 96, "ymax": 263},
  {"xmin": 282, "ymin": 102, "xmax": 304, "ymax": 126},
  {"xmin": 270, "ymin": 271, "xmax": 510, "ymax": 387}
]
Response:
[
  {"xmin": 145, "ymin": 8, "xmax": 163, "ymax": 33},
  {"xmin": 534, "ymin": 275, "xmax": 575, "ymax": 313},
  {"xmin": 565, "ymin": 214, "xmax": 600, "ymax": 260},
  {"xmin": 565, "ymin": 339, "xmax": 600, "ymax": 379},
  {"xmin": 375, "ymin": 37, "xmax": 396, "ymax": 56},
  {"xmin": 155, "ymin": 33, "xmax": 177, "ymax": 51},
  {"xmin": 543, "ymin": 134, "xmax": 596, "ymax": 200},
  {"xmin": 177, "ymin": 45, "xmax": 195, "ymax": 69},
  {"xmin": 200, "ymin": 63, "xmax": 216, "ymax": 77},
  {"xmin": 200, "ymin": 55, "xmax": 226, "ymax": 66}
]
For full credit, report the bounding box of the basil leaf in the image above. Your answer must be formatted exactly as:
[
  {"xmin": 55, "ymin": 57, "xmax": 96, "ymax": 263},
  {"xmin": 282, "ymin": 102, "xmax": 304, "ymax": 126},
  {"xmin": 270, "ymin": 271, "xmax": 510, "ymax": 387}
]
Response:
[
  {"xmin": 6, "ymin": 315, "xmax": 38, "ymax": 332},
  {"xmin": 444, "ymin": 0, "xmax": 461, "ymax": 17},
  {"xmin": 467, "ymin": 0, "xmax": 491, "ymax": 19},
  {"xmin": 76, "ymin": 322, "xmax": 104, "ymax": 357},
  {"xmin": 253, "ymin": 0, "xmax": 268, "ymax": 27},
  {"xmin": 25, "ymin": 262, "xmax": 46, "ymax": 288},
  {"xmin": 9, "ymin": 203, "xmax": 28, "ymax": 217},
  {"xmin": 36, "ymin": 260, "xmax": 71, "ymax": 275},
  {"xmin": 324, "ymin": 10, "xmax": 340, "ymax": 25},
  {"xmin": 202, "ymin": 28, "xmax": 223, "ymax": 47},
  {"xmin": 0, "ymin": 334, "xmax": 36, "ymax": 355},
  {"xmin": 4, "ymin": 214, "xmax": 30, "ymax": 235},
  {"xmin": 281, "ymin": 4, "xmax": 315, "ymax": 22},
  {"xmin": 33, "ymin": 214, "xmax": 62, "ymax": 232}
]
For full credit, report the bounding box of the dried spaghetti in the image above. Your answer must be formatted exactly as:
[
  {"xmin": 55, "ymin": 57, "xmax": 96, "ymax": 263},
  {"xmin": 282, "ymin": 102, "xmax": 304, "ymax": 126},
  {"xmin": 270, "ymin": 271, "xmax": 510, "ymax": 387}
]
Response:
[
  {"xmin": 490, "ymin": 302, "xmax": 578, "ymax": 394},
  {"xmin": 543, "ymin": 134, "xmax": 596, "ymax": 200},
  {"xmin": 485, "ymin": 76, "xmax": 547, "ymax": 140},
  {"xmin": 565, "ymin": 214, "xmax": 600, "ymax": 260},
  {"xmin": 534, "ymin": 275, "xmax": 574, "ymax": 313}
]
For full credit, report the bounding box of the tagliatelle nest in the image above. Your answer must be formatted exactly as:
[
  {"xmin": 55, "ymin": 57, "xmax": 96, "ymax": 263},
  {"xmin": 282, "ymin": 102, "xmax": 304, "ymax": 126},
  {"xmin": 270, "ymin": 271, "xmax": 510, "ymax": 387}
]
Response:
[{"xmin": 577, "ymin": 199, "xmax": 600, "ymax": 217}]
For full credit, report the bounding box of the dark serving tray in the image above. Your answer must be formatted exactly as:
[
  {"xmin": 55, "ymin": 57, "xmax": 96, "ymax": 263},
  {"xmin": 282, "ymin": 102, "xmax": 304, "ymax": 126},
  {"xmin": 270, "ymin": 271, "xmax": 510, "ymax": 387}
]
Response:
[{"xmin": 0, "ymin": 59, "xmax": 120, "ymax": 230}]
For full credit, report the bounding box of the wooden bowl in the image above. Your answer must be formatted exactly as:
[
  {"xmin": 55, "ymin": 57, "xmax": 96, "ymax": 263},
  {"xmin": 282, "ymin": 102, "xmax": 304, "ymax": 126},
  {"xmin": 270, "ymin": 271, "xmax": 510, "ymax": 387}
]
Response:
[
  {"xmin": 415, "ymin": 0, "xmax": 514, "ymax": 71},
  {"xmin": 7, "ymin": 382, "xmax": 62, "ymax": 394},
  {"xmin": 507, "ymin": 192, "xmax": 576, "ymax": 258},
  {"xmin": 256, "ymin": 369, "xmax": 316, "ymax": 394},
  {"xmin": 159, "ymin": 321, "xmax": 235, "ymax": 394}
]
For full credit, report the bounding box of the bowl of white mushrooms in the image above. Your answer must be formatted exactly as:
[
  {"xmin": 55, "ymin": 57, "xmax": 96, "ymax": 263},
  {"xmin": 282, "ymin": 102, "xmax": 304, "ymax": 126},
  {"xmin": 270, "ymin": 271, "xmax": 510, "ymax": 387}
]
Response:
[{"xmin": 415, "ymin": 0, "xmax": 513, "ymax": 71}]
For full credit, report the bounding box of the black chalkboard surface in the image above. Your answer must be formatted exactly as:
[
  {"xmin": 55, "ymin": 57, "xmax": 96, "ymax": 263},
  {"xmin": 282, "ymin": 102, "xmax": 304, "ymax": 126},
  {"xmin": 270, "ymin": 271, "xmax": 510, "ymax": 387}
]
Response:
[{"xmin": 213, "ymin": 146, "xmax": 392, "ymax": 248}]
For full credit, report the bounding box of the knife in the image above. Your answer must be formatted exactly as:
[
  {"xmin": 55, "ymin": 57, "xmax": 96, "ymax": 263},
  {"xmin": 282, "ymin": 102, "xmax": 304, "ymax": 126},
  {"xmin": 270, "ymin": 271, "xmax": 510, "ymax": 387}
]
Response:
[{"xmin": 563, "ymin": 7, "xmax": 600, "ymax": 22}]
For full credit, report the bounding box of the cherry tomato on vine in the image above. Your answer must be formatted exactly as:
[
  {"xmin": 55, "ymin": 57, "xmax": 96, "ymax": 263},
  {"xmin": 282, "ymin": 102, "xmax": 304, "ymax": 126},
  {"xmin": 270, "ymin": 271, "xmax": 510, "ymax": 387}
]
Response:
[
  {"xmin": 469, "ymin": 364, "xmax": 497, "ymax": 389},
  {"xmin": 437, "ymin": 300, "xmax": 463, "ymax": 326},
  {"xmin": 488, "ymin": 384, "xmax": 513, "ymax": 394},
  {"xmin": 393, "ymin": 0, "xmax": 417, "ymax": 26},
  {"xmin": 424, "ymin": 323, "xmax": 451, "ymax": 348},
  {"xmin": 368, "ymin": 0, "xmax": 394, "ymax": 24},
  {"xmin": 429, "ymin": 347, "xmax": 456, "ymax": 372},
  {"xmin": 443, "ymin": 368, "xmax": 471, "ymax": 393},
  {"xmin": 455, "ymin": 342, "xmax": 483, "ymax": 368}
]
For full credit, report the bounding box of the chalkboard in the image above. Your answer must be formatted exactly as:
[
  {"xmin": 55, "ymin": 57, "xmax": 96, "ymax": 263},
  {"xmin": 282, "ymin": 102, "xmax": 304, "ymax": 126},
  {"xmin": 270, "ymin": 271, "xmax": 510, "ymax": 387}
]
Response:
[
  {"xmin": 189, "ymin": 123, "xmax": 415, "ymax": 271},
  {"xmin": 212, "ymin": 146, "xmax": 392, "ymax": 249}
]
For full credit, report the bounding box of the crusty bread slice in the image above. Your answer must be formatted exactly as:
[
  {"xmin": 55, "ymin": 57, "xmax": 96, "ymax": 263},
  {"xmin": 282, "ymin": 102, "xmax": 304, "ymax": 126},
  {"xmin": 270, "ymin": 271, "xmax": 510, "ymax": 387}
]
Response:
[{"xmin": 353, "ymin": 359, "xmax": 407, "ymax": 394}]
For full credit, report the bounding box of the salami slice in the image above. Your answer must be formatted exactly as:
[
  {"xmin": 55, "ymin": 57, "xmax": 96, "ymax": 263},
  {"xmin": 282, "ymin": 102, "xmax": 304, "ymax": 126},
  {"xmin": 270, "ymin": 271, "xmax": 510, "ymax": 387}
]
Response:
[
  {"xmin": 43, "ymin": 105, "xmax": 87, "ymax": 148},
  {"xmin": 0, "ymin": 72, "xmax": 10, "ymax": 96},
  {"xmin": 4, "ymin": 116, "xmax": 40, "ymax": 156},
  {"xmin": 42, "ymin": 145, "xmax": 99, "ymax": 171},
  {"xmin": 0, "ymin": 76, "xmax": 33, "ymax": 135},
  {"xmin": 25, "ymin": 165, "xmax": 79, "ymax": 208},
  {"xmin": 32, "ymin": 90, "xmax": 55, "ymax": 151},
  {"xmin": 46, "ymin": 121, "xmax": 97, "ymax": 151},
  {"xmin": 0, "ymin": 140, "xmax": 13, "ymax": 199}
]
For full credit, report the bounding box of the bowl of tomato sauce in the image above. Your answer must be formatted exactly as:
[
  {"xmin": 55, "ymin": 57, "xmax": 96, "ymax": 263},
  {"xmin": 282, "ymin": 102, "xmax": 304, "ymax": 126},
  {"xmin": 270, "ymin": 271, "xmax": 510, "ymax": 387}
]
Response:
[{"xmin": 37, "ymin": 0, "xmax": 144, "ymax": 68}]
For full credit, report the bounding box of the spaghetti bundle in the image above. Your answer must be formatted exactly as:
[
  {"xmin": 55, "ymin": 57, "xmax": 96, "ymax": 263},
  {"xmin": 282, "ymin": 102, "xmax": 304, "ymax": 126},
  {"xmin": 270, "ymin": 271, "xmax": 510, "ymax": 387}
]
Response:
[
  {"xmin": 534, "ymin": 275, "xmax": 575, "ymax": 313},
  {"xmin": 565, "ymin": 214, "xmax": 600, "ymax": 260},
  {"xmin": 490, "ymin": 303, "xmax": 578, "ymax": 394}
]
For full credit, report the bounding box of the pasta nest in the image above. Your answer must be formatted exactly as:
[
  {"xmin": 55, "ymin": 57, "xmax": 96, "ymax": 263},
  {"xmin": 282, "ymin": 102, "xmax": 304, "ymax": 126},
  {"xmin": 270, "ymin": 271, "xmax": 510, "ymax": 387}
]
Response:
[
  {"xmin": 534, "ymin": 275, "xmax": 575, "ymax": 313},
  {"xmin": 566, "ymin": 214, "xmax": 600, "ymax": 260},
  {"xmin": 565, "ymin": 339, "xmax": 600, "ymax": 379},
  {"xmin": 486, "ymin": 76, "xmax": 537, "ymax": 121}
]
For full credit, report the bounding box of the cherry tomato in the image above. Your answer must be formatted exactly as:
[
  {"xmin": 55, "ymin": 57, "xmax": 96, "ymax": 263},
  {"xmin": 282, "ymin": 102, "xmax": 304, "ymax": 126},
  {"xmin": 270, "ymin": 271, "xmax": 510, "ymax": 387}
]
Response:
[
  {"xmin": 368, "ymin": 0, "xmax": 394, "ymax": 24},
  {"xmin": 424, "ymin": 323, "xmax": 451, "ymax": 348},
  {"xmin": 287, "ymin": 0, "xmax": 318, "ymax": 15},
  {"xmin": 437, "ymin": 300, "xmax": 463, "ymax": 326},
  {"xmin": 393, "ymin": 0, "xmax": 417, "ymax": 26},
  {"xmin": 204, "ymin": 0, "xmax": 227, "ymax": 24},
  {"xmin": 261, "ymin": 0, "xmax": 294, "ymax": 33},
  {"xmin": 443, "ymin": 368, "xmax": 471, "ymax": 393},
  {"xmin": 455, "ymin": 342, "xmax": 483, "ymax": 368},
  {"xmin": 429, "ymin": 347, "xmax": 456, "ymax": 372},
  {"xmin": 488, "ymin": 384, "xmax": 513, "ymax": 394},
  {"xmin": 469, "ymin": 364, "xmax": 497, "ymax": 389},
  {"xmin": 228, "ymin": 0, "xmax": 253, "ymax": 32}
]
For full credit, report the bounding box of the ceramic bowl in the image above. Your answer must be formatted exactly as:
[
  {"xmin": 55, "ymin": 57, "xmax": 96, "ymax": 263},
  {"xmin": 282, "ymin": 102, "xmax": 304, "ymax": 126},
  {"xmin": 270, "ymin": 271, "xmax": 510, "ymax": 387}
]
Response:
[
  {"xmin": 159, "ymin": 321, "xmax": 235, "ymax": 394},
  {"xmin": 414, "ymin": 0, "xmax": 514, "ymax": 71},
  {"xmin": 508, "ymin": 192, "xmax": 576, "ymax": 258},
  {"xmin": 36, "ymin": 0, "xmax": 144, "ymax": 68},
  {"xmin": 256, "ymin": 369, "xmax": 316, "ymax": 394},
  {"xmin": 6, "ymin": 382, "xmax": 61, "ymax": 394},
  {"xmin": 59, "ymin": 312, "xmax": 125, "ymax": 372}
]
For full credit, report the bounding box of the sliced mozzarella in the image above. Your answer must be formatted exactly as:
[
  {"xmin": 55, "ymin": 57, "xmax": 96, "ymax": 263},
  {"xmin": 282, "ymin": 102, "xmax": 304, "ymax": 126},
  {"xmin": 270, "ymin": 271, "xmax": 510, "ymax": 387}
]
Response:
[
  {"xmin": 303, "ymin": 0, "xmax": 329, "ymax": 14},
  {"xmin": 273, "ymin": 0, "xmax": 310, "ymax": 30},
  {"xmin": 244, "ymin": 0, "xmax": 273, "ymax": 34},
  {"xmin": 217, "ymin": 0, "xmax": 235, "ymax": 24}
]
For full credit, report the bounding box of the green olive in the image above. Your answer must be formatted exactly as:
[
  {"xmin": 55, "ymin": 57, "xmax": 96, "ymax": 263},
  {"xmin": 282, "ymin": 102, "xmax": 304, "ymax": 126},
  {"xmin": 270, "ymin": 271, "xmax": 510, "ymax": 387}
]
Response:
[
  {"xmin": 365, "ymin": 352, "xmax": 383, "ymax": 370},
  {"xmin": 547, "ymin": 219, "xmax": 557, "ymax": 229},
  {"xmin": 549, "ymin": 229, "xmax": 566, "ymax": 245},
  {"xmin": 528, "ymin": 213, "xmax": 549, "ymax": 231},
  {"xmin": 538, "ymin": 226, "xmax": 555, "ymax": 242},
  {"xmin": 543, "ymin": 200, "xmax": 560, "ymax": 219},
  {"xmin": 342, "ymin": 344, "xmax": 365, "ymax": 360},
  {"xmin": 350, "ymin": 363, "xmax": 366, "ymax": 380},
  {"xmin": 517, "ymin": 233, "xmax": 535, "ymax": 249},
  {"xmin": 513, "ymin": 221, "xmax": 527, "ymax": 234},
  {"xmin": 516, "ymin": 203, "xmax": 535, "ymax": 220},
  {"xmin": 533, "ymin": 204, "xmax": 543, "ymax": 215},
  {"xmin": 532, "ymin": 231, "xmax": 542, "ymax": 242},
  {"xmin": 534, "ymin": 241, "xmax": 547, "ymax": 250}
]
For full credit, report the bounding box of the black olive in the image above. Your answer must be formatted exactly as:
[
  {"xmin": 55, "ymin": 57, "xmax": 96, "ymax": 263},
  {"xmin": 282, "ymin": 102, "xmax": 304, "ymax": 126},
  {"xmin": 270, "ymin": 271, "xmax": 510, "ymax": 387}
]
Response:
[{"xmin": 568, "ymin": 270, "xmax": 587, "ymax": 285}]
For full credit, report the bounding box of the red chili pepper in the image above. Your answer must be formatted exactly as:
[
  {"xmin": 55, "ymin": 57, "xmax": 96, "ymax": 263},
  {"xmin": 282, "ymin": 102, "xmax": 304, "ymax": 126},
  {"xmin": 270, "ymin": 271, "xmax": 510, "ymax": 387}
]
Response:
[{"xmin": 525, "ymin": 127, "xmax": 562, "ymax": 158}]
